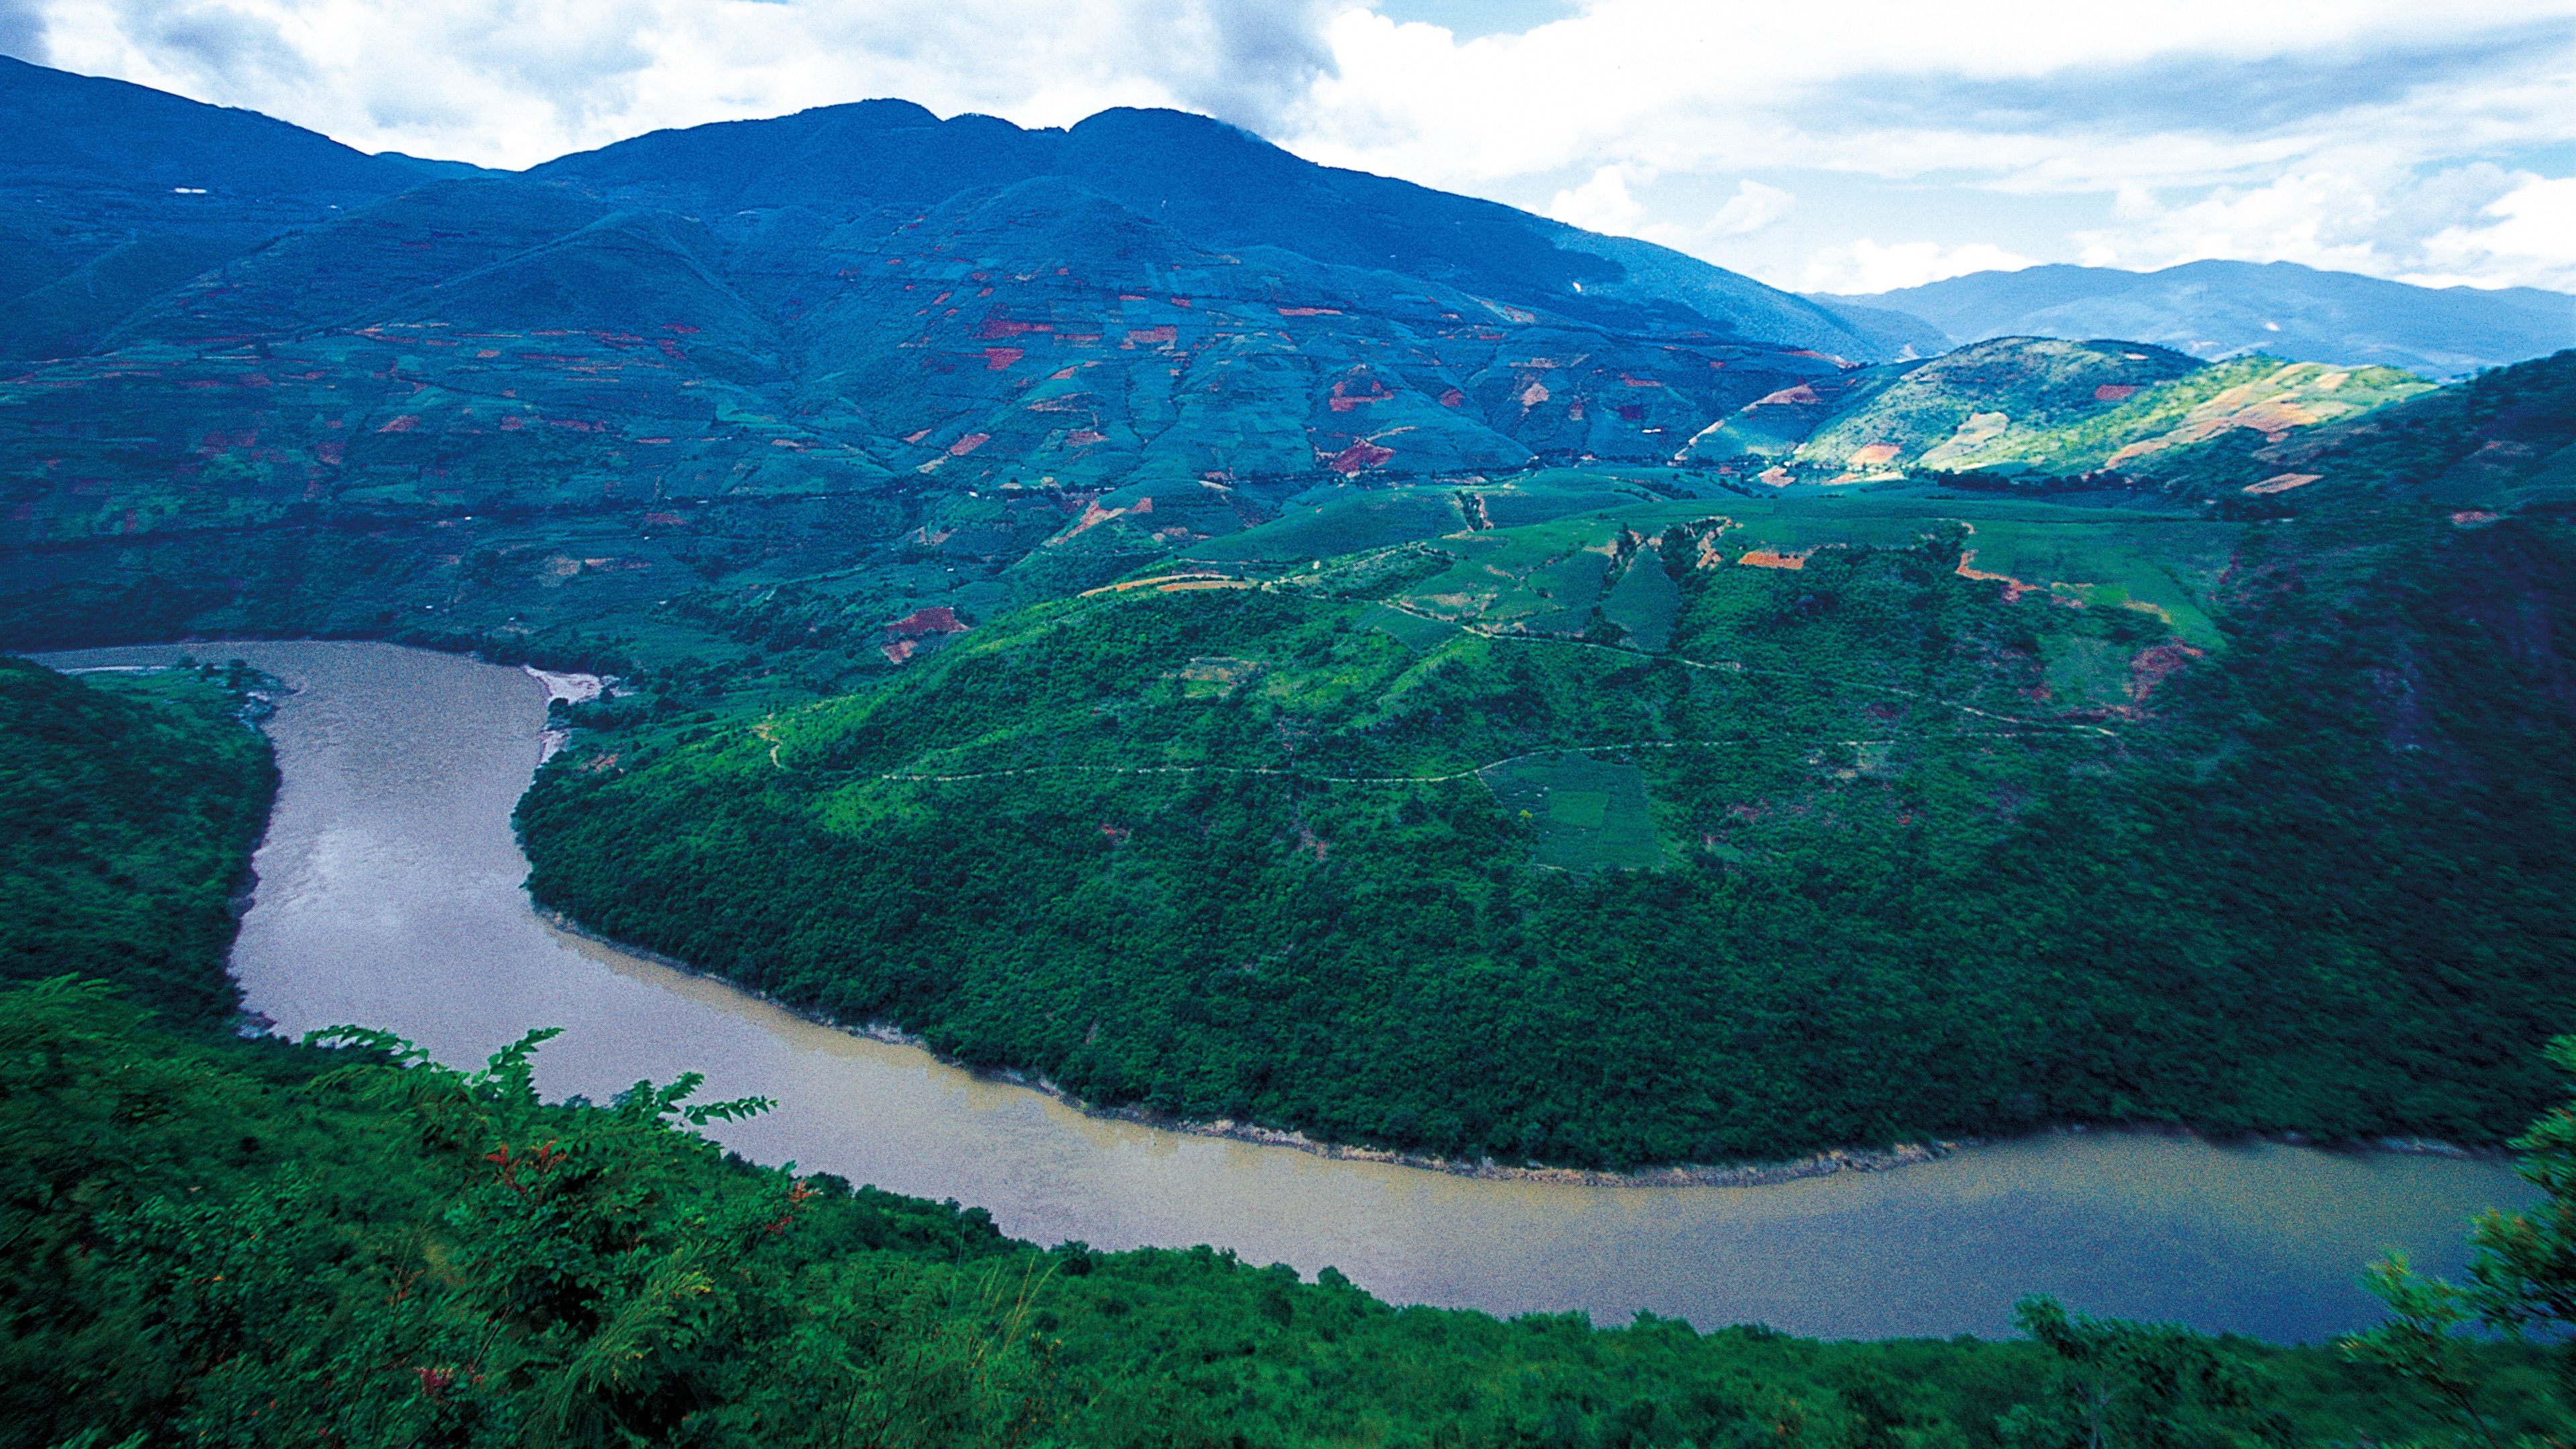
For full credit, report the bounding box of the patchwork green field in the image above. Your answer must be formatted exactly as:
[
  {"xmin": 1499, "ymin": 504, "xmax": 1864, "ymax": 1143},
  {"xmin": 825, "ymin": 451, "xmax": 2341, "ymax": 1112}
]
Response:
[{"xmin": 1483, "ymin": 751, "xmax": 1666, "ymax": 870}]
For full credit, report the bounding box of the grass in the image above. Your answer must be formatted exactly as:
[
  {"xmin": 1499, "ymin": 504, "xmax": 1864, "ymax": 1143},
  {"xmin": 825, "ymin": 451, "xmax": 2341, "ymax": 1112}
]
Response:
[
  {"xmin": 1599, "ymin": 550, "xmax": 1684, "ymax": 649},
  {"xmin": 1483, "ymin": 751, "xmax": 1666, "ymax": 871},
  {"xmin": 1358, "ymin": 604, "xmax": 1462, "ymax": 653}
]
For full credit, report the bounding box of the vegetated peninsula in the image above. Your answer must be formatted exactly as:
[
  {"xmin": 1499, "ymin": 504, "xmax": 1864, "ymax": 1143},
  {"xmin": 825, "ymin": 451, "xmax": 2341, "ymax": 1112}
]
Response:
[
  {"xmin": 519, "ymin": 350, "xmax": 2576, "ymax": 1171},
  {"xmin": 0, "ymin": 56, "xmax": 2571, "ymax": 1171},
  {"xmin": 3, "ymin": 647, "xmax": 2572, "ymax": 1446}
]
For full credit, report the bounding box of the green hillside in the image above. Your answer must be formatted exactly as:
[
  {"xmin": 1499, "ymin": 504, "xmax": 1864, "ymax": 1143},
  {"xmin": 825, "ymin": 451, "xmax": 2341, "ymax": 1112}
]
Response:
[
  {"xmin": 1682, "ymin": 339, "xmax": 2437, "ymax": 486},
  {"xmin": 521, "ymin": 468, "xmax": 2576, "ymax": 1169},
  {"xmin": 0, "ymin": 656, "xmax": 276, "ymax": 1030}
]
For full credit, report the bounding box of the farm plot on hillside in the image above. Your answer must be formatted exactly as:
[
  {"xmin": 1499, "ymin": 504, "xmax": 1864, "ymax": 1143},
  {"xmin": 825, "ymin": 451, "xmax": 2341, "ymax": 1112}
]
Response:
[
  {"xmin": 1358, "ymin": 603, "xmax": 1462, "ymax": 652},
  {"xmin": 1599, "ymin": 547, "xmax": 1684, "ymax": 649},
  {"xmin": 1188, "ymin": 486, "xmax": 1470, "ymax": 563},
  {"xmin": 1482, "ymin": 751, "xmax": 1666, "ymax": 871},
  {"xmin": 1720, "ymin": 494, "xmax": 2237, "ymax": 647}
]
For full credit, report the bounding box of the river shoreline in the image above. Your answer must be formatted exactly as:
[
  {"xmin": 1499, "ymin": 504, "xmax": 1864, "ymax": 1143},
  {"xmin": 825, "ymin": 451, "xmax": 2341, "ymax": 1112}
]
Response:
[{"xmin": 533, "ymin": 908, "xmax": 2504, "ymax": 1190}]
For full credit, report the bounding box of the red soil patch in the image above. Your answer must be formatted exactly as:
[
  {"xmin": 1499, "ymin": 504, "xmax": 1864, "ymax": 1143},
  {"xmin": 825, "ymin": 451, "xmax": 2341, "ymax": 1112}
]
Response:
[
  {"xmin": 885, "ymin": 606, "xmax": 967, "ymax": 639},
  {"xmin": 1850, "ymin": 443, "xmax": 1900, "ymax": 466},
  {"xmin": 1328, "ymin": 379, "xmax": 1393, "ymax": 411},
  {"xmin": 1065, "ymin": 429, "xmax": 1108, "ymax": 445},
  {"xmin": 2242, "ymin": 472, "xmax": 2320, "ymax": 495},
  {"xmin": 1748, "ymin": 384, "xmax": 1820, "ymax": 407},
  {"xmin": 977, "ymin": 311, "xmax": 1046, "ymax": 339},
  {"xmin": 2093, "ymin": 384, "xmax": 2140, "ymax": 402},
  {"xmin": 377, "ymin": 415, "xmax": 421, "ymax": 432},
  {"xmin": 1737, "ymin": 549, "xmax": 1808, "ymax": 570},
  {"xmin": 1327, "ymin": 441, "xmax": 1395, "ymax": 474},
  {"xmin": 1438, "ymin": 388, "xmax": 1466, "ymax": 407},
  {"xmin": 1059, "ymin": 494, "xmax": 1153, "ymax": 541},
  {"xmin": 2127, "ymin": 642, "xmax": 2204, "ymax": 706},
  {"xmin": 1955, "ymin": 553, "xmax": 2043, "ymax": 601},
  {"xmin": 1122, "ymin": 325, "xmax": 1177, "ymax": 348},
  {"xmin": 1277, "ymin": 306, "xmax": 1342, "ymax": 317},
  {"xmin": 983, "ymin": 347, "xmax": 1024, "ymax": 370},
  {"xmin": 948, "ymin": 433, "xmax": 991, "ymax": 456}
]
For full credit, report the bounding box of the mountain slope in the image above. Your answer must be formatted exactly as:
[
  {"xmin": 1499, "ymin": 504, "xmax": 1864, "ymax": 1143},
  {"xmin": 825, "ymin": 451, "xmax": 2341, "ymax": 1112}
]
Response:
[
  {"xmin": 0, "ymin": 54, "xmax": 429, "ymax": 199},
  {"xmin": 1819, "ymin": 260, "xmax": 2576, "ymax": 376},
  {"xmin": 532, "ymin": 102, "xmax": 1888, "ymax": 358},
  {"xmin": 0, "ymin": 64, "xmax": 1936, "ymax": 657}
]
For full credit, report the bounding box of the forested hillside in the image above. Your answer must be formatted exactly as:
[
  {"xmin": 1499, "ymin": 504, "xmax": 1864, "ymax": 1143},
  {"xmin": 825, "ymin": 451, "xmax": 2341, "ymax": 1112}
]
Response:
[
  {"xmin": 0, "ymin": 656, "xmax": 275, "ymax": 1030},
  {"xmin": 519, "ymin": 350, "xmax": 2576, "ymax": 1168}
]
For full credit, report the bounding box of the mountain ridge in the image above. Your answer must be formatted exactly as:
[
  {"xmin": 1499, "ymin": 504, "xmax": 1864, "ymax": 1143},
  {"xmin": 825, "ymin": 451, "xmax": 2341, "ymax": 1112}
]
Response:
[{"xmin": 1815, "ymin": 258, "xmax": 2576, "ymax": 376}]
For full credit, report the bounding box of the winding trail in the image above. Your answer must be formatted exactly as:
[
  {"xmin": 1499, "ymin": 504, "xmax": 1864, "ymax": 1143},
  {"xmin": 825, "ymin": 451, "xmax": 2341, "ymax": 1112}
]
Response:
[{"xmin": 861, "ymin": 727, "xmax": 2098, "ymax": 788}]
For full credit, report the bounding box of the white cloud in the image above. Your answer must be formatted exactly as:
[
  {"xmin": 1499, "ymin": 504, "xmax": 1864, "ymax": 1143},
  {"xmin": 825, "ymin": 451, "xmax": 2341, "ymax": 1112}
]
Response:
[
  {"xmin": 1803, "ymin": 239, "xmax": 2039, "ymax": 294},
  {"xmin": 1293, "ymin": 1, "xmax": 2576, "ymax": 193},
  {"xmin": 1707, "ymin": 179, "xmax": 1793, "ymax": 236},
  {"xmin": 2416, "ymin": 176, "xmax": 2576, "ymax": 290},
  {"xmin": 30, "ymin": 0, "xmax": 1342, "ymax": 168},
  {"xmin": 2072, "ymin": 172, "xmax": 2391, "ymax": 276},
  {"xmin": 2066, "ymin": 164, "xmax": 2573, "ymax": 290},
  {"xmin": 1546, "ymin": 163, "xmax": 1647, "ymax": 235}
]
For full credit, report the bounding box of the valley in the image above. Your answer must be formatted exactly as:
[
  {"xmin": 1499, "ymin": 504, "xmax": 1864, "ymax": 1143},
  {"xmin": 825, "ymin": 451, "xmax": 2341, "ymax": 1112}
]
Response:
[
  {"xmin": 1, "ymin": 43, "xmax": 2575, "ymax": 1445},
  {"xmin": 1, "ymin": 52, "xmax": 2571, "ymax": 1173}
]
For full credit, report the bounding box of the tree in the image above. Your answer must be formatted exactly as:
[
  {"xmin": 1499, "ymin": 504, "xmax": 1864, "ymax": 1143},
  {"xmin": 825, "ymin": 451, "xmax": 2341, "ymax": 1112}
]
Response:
[
  {"xmin": 1999, "ymin": 1295, "xmax": 2269, "ymax": 1449},
  {"xmin": 2342, "ymin": 1034, "xmax": 2576, "ymax": 1444}
]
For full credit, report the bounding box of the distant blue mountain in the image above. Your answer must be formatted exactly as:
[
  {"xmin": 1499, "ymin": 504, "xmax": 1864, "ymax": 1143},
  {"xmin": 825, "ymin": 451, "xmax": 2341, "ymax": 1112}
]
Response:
[
  {"xmin": 528, "ymin": 102, "xmax": 1892, "ymax": 358},
  {"xmin": 1813, "ymin": 260, "xmax": 2576, "ymax": 376}
]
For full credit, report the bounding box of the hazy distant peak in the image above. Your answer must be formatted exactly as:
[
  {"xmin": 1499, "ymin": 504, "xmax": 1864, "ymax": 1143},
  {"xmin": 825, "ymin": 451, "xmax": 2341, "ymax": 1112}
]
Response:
[{"xmin": 1816, "ymin": 258, "xmax": 2576, "ymax": 376}]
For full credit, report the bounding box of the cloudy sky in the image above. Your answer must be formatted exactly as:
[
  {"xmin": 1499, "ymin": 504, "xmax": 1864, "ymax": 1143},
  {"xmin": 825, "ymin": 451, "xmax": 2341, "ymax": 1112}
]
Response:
[{"xmin": 7, "ymin": 0, "xmax": 2573, "ymax": 296}]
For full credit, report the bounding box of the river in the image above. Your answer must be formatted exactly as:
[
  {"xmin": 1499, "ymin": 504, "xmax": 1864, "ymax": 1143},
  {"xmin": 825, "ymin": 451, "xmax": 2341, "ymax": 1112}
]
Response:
[{"xmin": 36, "ymin": 639, "xmax": 2537, "ymax": 1344}]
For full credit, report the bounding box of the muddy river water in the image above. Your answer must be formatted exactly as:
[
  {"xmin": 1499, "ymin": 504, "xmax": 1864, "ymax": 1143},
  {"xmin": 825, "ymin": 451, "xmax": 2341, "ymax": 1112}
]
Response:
[{"xmin": 37, "ymin": 639, "xmax": 2536, "ymax": 1344}]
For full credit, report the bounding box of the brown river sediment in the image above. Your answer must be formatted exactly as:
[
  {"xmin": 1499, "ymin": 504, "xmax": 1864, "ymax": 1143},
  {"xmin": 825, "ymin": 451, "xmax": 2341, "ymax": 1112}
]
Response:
[{"xmin": 34, "ymin": 639, "xmax": 2538, "ymax": 1344}]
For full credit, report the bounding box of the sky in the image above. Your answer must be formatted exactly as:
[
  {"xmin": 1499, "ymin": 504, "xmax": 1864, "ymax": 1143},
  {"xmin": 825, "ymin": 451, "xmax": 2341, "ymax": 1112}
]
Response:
[{"xmin": 4, "ymin": 0, "xmax": 2573, "ymax": 297}]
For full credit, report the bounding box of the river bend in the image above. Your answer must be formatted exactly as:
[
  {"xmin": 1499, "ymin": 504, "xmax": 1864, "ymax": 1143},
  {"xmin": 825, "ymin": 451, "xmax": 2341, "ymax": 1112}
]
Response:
[{"xmin": 36, "ymin": 640, "xmax": 2532, "ymax": 1343}]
